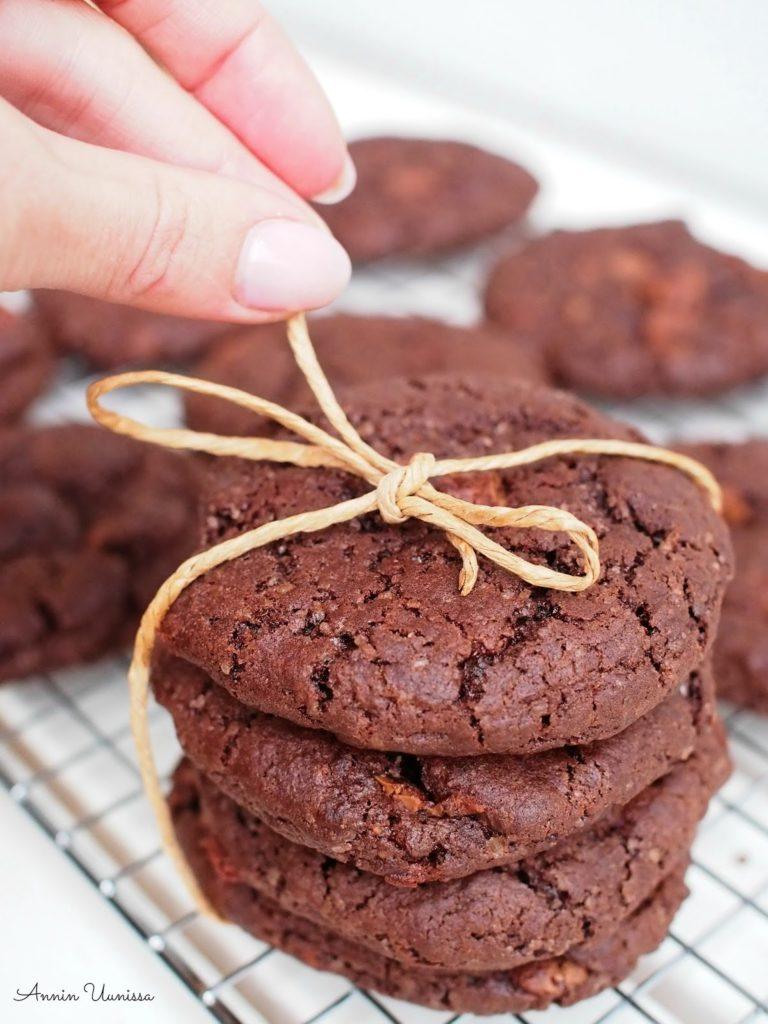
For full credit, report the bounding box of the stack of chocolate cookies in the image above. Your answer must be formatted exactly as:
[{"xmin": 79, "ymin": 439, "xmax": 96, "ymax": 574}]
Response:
[{"xmin": 152, "ymin": 373, "xmax": 733, "ymax": 1015}]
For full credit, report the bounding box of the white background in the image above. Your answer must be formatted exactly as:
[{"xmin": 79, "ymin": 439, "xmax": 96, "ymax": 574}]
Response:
[{"xmin": 274, "ymin": 0, "xmax": 768, "ymax": 214}]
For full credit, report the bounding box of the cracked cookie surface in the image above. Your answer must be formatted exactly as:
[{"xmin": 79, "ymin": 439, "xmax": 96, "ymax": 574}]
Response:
[
  {"xmin": 185, "ymin": 314, "xmax": 548, "ymax": 437},
  {"xmin": 485, "ymin": 220, "xmax": 768, "ymax": 398},
  {"xmin": 154, "ymin": 651, "xmax": 716, "ymax": 883},
  {"xmin": 317, "ymin": 136, "xmax": 538, "ymax": 262},
  {"xmin": 169, "ymin": 725, "xmax": 726, "ymax": 974},
  {"xmin": 0, "ymin": 424, "xmax": 200, "ymax": 681},
  {"xmin": 160, "ymin": 374, "xmax": 732, "ymax": 755}
]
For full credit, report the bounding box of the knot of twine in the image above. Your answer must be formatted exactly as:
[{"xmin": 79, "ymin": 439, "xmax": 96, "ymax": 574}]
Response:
[
  {"xmin": 86, "ymin": 312, "xmax": 722, "ymax": 918},
  {"xmin": 376, "ymin": 452, "xmax": 435, "ymax": 524}
]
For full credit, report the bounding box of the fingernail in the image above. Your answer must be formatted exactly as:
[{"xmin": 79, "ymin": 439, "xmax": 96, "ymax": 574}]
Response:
[
  {"xmin": 311, "ymin": 153, "xmax": 357, "ymax": 205},
  {"xmin": 235, "ymin": 219, "xmax": 351, "ymax": 312}
]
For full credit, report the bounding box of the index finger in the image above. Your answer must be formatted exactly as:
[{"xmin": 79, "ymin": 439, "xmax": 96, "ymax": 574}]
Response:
[{"xmin": 96, "ymin": 0, "xmax": 354, "ymax": 202}]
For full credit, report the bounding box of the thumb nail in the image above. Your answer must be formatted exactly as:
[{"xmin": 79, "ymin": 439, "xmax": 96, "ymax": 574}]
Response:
[
  {"xmin": 312, "ymin": 153, "xmax": 357, "ymax": 205},
  {"xmin": 234, "ymin": 219, "xmax": 351, "ymax": 312}
]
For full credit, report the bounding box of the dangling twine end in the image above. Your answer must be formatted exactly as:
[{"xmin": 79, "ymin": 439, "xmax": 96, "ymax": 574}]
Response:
[
  {"xmin": 127, "ymin": 652, "xmax": 222, "ymax": 921},
  {"xmin": 458, "ymin": 566, "xmax": 473, "ymax": 597},
  {"xmin": 87, "ymin": 311, "xmax": 724, "ymax": 919}
]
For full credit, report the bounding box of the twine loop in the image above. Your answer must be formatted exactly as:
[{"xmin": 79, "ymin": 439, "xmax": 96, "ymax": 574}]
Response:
[{"xmin": 85, "ymin": 312, "xmax": 722, "ymax": 919}]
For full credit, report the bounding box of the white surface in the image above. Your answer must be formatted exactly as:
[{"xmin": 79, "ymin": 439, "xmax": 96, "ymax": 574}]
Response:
[
  {"xmin": 0, "ymin": 798, "xmax": 209, "ymax": 1024},
  {"xmin": 2, "ymin": 41, "xmax": 768, "ymax": 1024}
]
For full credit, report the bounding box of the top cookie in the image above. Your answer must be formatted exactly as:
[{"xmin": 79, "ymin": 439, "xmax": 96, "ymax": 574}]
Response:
[
  {"xmin": 484, "ymin": 220, "xmax": 768, "ymax": 398},
  {"xmin": 33, "ymin": 290, "xmax": 226, "ymax": 369},
  {"xmin": 318, "ymin": 137, "xmax": 539, "ymax": 262},
  {"xmin": 185, "ymin": 314, "xmax": 548, "ymax": 436},
  {"xmin": 0, "ymin": 308, "xmax": 53, "ymax": 423},
  {"xmin": 159, "ymin": 374, "xmax": 732, "ymax": 755},
  {"xmin": 676, "ymin": 439, "xmax": 768, "ymax": 712}
]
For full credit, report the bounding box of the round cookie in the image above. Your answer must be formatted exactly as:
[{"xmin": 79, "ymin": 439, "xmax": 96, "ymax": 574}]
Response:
[
  {"xmin": 676, "ymin": 439, "xmax": 768, "ymax": 712},
  {"xmin": 154, "ymin": 651, "xmax": 716, "ymax": 883},
  {"xmin": 172, "ymin": 784, "xmax": 688, "ymax": 1016},
  {"xmin": 174, "ymin": 725, "xmax": 725, "ymax": 973},
  {"xmin": 317, "ymin": 136, "xmax": 538, "ymax": 262},
  {"xmin": 33, "ymin": 290, "xmax": 226, "ymax": 369},
  {"xmin": 185, "ymin": 314, "xmax": 548, "ymax": 437},
  {"xmin": 0, "ymin": 308, "xmax": 53, "ymax": 423},
  {"xmin": 484, "ymin": 220, "xmax": 768, "ymax": 398},
  {"xmin": 159, "ymin": 374, "xmax": 733, "ymax": 755},
  {"xmin": 0, "ymin": 424, "xmax": 199, "ymax": 682}
]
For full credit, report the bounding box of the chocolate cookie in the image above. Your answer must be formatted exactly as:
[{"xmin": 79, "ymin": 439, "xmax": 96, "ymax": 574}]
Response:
[
  {"xmin": 0, "ymin": 308, "xmax": 53, "ymax": 423},
  {"xmin": 185, "ymin": 314, "xmax": 548, "ymax": 437},
  {"xmin": 172, "ymin": 725, "xmax": 725, "ymax": 973},
  {"xmin": 33, "ymin": 290, "xmax": 226, "ymax": 369},
  {"xmin": 484, "ymin": 220, "xmax": 768, "ymax": 397},
  {"xmin": 677, "ymin": 439, "xmax": 768, "ymax": 712},
  {"xmin": 317, "ymin": 136, "xmax": 538, "ymax": 262},
  {"xmin": 159, "ymin": 374, "xmax": 732, "ymax": 755},
  {"xmin": 154, "ymin": 651, "xmax": 715, "ymax": 883},
  {"xmin": 173, "ymin": 784, "xmax": 688, "ymax": 1015},
  {"xmin": 0, "ymin": 425, "xmax": 199, "ymax": 681}
]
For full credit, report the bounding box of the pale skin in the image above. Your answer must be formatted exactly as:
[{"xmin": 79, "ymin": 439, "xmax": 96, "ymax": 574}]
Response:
[{"xmin": 0, "ymin": 0, "xmax": 354, "ymax": 323}]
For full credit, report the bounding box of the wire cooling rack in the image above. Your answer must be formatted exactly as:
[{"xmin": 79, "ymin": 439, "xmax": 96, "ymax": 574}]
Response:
[{"xmin": 3, "ymin": 52, "xmax": 768, "ymax": 1024}]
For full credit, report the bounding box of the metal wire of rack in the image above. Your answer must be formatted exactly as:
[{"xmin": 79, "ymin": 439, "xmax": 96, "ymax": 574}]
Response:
[{"xmin": 3, "ymin": 60, "xmax": 768, "ymax": 1024}]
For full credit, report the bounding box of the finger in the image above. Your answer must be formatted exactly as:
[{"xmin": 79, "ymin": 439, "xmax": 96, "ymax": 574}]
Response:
[
  {"xmin": 0, "ymin": 0, "xmax": 321, "ymax": 221},
  {"xmin": 97, "ymin": 0, "xmax": 353, "ymax": 202},
  {"xmin": 0, "ymin": 101, "xmax": 350, "ymax": 319}
]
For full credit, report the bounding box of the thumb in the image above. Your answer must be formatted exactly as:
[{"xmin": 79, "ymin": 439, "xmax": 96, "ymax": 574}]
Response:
[{"xmin": 1, "ymin": 100, "xmax": 350, "ymax": 321}]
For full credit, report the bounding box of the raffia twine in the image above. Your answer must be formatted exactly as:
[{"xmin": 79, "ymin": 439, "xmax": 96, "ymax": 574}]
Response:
[{"xmin": 86, "ymin": 313, "xmax": 721, "ymax": 917}]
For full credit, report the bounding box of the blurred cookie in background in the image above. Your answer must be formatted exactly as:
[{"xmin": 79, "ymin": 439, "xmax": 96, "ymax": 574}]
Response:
[
  {"xmin": 0, "ymin": 307, "xmax": 53, "ymax": 423},
  {"xmin": 33, "ymin": 290, "xmax": 228, "ymax": 370},
  {"xmin": 0, "ymin": 424, "xmax": 200, "ymax": 682},
  {"xmin": 318, "ymin": 136, "xmax": 539, "ymax": 263},
  {"xmin": 184, "ymin": 313, "xmax": 549, "ymax": 436},
  {"xmin": 485, "ymin": 220, "xmax": 768, "ymax": 398},
  {"xmin": 676, "ymin": 439, "xmax": 768, "ymax": 713}
]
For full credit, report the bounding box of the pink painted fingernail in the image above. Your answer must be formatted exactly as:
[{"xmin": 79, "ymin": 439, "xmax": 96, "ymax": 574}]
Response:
[
  {"xmin": 312, "ymin": 153, "xmax": 357, "ymax": 205},
  {"xmin": 235, "ymin": 219, "xmax": 351, "ymax": 312}
]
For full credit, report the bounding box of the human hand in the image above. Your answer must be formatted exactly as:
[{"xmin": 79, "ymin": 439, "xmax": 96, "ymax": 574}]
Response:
[{"xmin": 0, "ymin": 0, "xmax": 353, "ymax": 322}]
